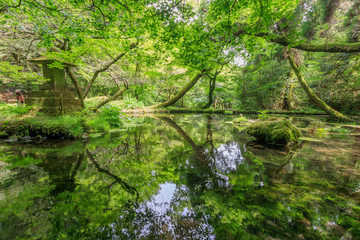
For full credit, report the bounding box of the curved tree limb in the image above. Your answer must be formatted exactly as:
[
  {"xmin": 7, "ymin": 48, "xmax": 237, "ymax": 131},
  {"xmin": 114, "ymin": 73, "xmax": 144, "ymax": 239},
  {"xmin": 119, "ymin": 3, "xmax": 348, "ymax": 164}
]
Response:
[
  {"xmin": 148, "ymin": 71, "xmax": 205, "ymax": 108},
  {"xmin": 83, "ymin": 42, "xmax": 138, "ymax": 98},
  {"xmin": 83, "ymin": 52, "xmax": 127, "ymax": 98}
]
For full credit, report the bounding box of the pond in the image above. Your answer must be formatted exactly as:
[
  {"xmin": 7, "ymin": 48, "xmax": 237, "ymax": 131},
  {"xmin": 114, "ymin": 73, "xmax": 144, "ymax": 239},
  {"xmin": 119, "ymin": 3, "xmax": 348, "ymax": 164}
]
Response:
[{"xmin": 0, "ymin": 115, "xmax": 359, "ymax": 239}]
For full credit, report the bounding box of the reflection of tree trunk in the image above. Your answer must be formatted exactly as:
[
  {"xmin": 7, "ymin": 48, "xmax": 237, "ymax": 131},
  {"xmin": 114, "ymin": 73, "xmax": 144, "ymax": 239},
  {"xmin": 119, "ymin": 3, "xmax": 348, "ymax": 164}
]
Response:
[
  {"xmin": 70, "ymin": 153, "xmax": 84, "ymax": 180},
  {"xmin": 205, "ymin": 116, "xmax": 216, "ymax": 156},
  {"xmin": 158, "ymin": 116, "xmax": 222, "ymax": 197},
  {"xmin": 134, "ymin": 130, "xmax": 142, "ymax": 161},
  {"xmin": 158, "ymin": 117, "xmax": 198, "ymax": 149},
  {"xmin": 206, "ymin": 116, "xmax": 213, "ymax": 143},
  {"xmin": 158, "ymin": 116, "xmax": 219, "ymax": 170},
  {"xmin": 86, "ymin": 149, "xmax": 139, "ymax": 198},
  {"xmin": 350, "ymin": 129, "xmax": 360, "ymax": 167}
]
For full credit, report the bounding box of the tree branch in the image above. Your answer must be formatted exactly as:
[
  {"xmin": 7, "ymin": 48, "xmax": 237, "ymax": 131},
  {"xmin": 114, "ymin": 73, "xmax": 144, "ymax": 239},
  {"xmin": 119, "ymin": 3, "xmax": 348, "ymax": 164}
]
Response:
[
  {"xmin": 148, "ymin": 71, "xmax": 205, "ymax": 108},
  {"xmin": 234, "ymin": 29, "xmax": 360, "ymax": 53},
  {"xmin": 0, "ymin": 0, "xmax": 22, "ymax": 13},
  {"xmin": 83, "ymin": 42, "xmax": 137, "ymax": 98}
]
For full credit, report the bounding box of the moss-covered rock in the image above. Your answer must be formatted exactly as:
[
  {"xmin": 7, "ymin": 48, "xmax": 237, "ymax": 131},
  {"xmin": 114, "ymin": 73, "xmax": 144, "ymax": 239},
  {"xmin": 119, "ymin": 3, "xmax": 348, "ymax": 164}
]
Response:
[{"xmin": 246, "ymin": 118, "xmax": 301, "ymax": 146}]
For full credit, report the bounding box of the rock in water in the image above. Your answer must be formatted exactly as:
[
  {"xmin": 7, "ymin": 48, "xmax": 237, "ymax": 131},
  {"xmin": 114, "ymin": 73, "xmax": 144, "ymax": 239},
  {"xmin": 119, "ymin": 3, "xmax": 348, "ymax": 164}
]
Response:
[{"xmin": 246, "ymin": 118, "xmax": 301, "ymax": 146}]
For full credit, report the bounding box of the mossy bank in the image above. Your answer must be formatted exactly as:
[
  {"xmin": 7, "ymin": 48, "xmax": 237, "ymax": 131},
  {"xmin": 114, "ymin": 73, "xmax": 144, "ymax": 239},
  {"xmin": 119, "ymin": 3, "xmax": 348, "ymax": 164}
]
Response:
[{"xmin": 0, "ymin": 104, "xmax": 123, "ymax": 141}]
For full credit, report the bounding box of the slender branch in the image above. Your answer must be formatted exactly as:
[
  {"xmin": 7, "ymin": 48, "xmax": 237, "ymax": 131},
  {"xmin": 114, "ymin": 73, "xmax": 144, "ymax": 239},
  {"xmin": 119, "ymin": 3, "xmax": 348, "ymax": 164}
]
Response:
[
  {"xmin": 83, "ymin": 42, "xmax": 137, "ymax": 98},
  {"xmin": 25, "ymin": 38, "xmax": 41, "ymax": 59},
  {"xmin": 91, "ymin": 0, "xmax": 107, "ymax": 25},
  {"xmin": 0, "ymin": 0, "xmax": 22, "ymax": 12},
  {"xmin": 339, "ymin": 74, "xmax": 359, "ymax": 91}
]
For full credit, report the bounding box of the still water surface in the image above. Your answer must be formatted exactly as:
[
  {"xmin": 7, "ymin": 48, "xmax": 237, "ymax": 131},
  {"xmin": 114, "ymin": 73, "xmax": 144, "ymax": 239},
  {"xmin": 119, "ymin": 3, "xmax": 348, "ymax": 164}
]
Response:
[{"xmin": 0, "ymin": 115, "xmax": 359, "ymax": 239}]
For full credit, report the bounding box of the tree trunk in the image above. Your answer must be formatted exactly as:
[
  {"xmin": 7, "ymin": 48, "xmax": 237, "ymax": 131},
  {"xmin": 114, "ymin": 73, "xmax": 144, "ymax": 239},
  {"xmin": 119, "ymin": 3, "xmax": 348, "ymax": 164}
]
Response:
[
  {"xmin": 65, "ymin": 67, "xmax": 86, "ymax": 109},
  {"xmin": 287, "ymin": 52, "xmax": 352, "ymax": 121},
  {"xmin": 93, "ymin": 85, "xmax": 128, "ymax": 111},
  {"xmin": 201, "ymin": 74, "xmax": 217, "ymax": 109},
  {"xmin": 282, "ymin": 74, "xmax": 294, "ymax": 110},
  {"xmin": 148, "ymin": 71, "xmax": 205, "ymax": 108}
]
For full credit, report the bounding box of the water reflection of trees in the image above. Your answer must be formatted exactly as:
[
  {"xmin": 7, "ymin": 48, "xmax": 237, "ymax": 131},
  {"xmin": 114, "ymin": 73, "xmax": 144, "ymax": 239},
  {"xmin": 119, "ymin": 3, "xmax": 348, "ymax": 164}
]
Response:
[
  {"xmin": 158, "ymin": 116, "xmax": 360, "ymax": 239},
  {"xmin": 1, "ymin": 116, "xmax": 360, "ymax": 239}
]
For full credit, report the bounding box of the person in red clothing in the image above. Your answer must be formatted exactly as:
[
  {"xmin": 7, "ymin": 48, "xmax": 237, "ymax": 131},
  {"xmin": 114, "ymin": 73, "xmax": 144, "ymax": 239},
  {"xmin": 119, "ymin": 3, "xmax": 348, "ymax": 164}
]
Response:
[{"xmin": 15, "ymin": 89, "xmax": 25, "ymax": 106}]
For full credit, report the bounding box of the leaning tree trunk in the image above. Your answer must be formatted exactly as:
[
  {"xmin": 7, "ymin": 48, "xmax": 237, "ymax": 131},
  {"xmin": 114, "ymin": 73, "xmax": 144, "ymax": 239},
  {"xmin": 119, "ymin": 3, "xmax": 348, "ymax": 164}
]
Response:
[
  {"xmin": 148, "ymin": 71, "xmax": 205, "ymax": 108},
  {"xmin": 287, "ymin": 52, "xmax": 352, "ymax": 121},
  {"xmin": 93, "ymin": 86, "xmax": 128, "ymax": 111}
]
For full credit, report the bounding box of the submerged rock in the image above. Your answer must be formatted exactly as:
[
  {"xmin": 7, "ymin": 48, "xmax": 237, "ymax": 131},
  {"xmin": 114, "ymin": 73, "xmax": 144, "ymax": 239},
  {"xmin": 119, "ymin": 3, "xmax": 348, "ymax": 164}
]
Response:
[{"xmin": 246, "ymin": 118, "xmax": 301, "ymax": 146}]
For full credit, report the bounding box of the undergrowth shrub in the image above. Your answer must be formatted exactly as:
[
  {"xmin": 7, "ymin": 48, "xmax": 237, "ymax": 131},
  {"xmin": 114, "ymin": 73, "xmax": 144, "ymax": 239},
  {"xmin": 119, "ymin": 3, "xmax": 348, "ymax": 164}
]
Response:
[{"xmin": 0, "ymin": 104, "xmax": 33, "ymax": 117}]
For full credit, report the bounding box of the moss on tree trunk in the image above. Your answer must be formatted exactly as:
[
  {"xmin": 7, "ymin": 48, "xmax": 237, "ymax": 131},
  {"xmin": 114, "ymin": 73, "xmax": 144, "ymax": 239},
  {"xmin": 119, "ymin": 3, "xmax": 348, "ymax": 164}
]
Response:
[
  {"xmin": 201, "ymin": 75, "xmax": 216, "ymax": 109},
  {"xmin": 287, "ymin": 52, "xmax": 352, "ymax": 122}
]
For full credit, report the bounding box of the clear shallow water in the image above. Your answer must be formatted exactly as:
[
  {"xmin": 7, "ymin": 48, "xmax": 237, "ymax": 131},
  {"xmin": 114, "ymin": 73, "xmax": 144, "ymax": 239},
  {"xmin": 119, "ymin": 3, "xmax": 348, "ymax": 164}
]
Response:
[{"xmin": 0, "ymin": 115, "xmax": 359, "ymax": 239}]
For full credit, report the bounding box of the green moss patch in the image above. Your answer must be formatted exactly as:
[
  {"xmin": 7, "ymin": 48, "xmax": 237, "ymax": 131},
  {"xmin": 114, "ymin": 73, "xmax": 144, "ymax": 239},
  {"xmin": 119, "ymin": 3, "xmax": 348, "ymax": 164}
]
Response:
[{"xmin": 246, "ymin": 118, "xmax": 301, "ymax": 146}]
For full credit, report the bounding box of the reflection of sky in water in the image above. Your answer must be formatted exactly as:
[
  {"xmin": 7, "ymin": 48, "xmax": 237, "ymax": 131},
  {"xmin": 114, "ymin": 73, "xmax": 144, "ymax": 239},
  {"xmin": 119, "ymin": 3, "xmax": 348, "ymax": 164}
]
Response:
[
  {"xmin": 127, "ymin": 183, "xmax": 215, "ymax": 239},
  {"xmin": 213, "ymin": 141, "xmax": 244, "ymax": 173},
  {"xmin": 146, "ymin": 183, "xmax": 176, "ymax": 215}
]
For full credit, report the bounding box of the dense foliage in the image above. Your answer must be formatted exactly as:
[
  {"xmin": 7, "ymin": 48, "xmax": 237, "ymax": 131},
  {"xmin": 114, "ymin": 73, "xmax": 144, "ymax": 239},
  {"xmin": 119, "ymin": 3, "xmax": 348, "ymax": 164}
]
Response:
[{"xmin": 0, "ymin": 0, "xmax": 359, "ymax": 115}]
